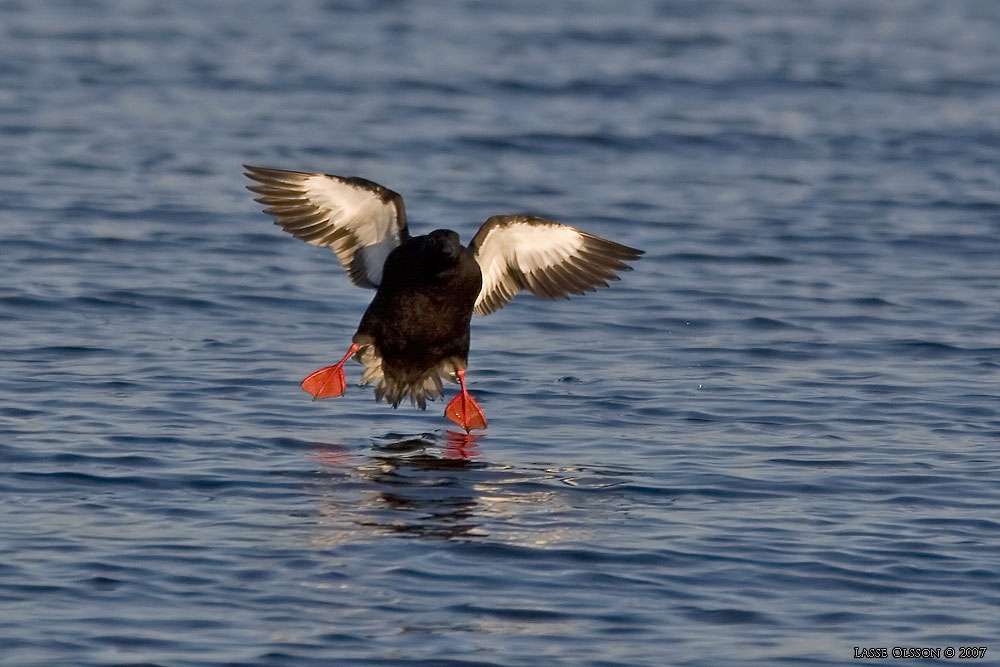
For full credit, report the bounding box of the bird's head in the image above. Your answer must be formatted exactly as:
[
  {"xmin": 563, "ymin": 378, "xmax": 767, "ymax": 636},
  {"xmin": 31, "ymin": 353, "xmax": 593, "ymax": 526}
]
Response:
[{"xmin": 426, "ymin": 229, "xmax": 463, "ymax": 262}]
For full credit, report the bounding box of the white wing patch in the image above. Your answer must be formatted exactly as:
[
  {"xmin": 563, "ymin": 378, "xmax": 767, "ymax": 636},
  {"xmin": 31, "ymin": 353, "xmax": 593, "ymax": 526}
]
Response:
[
  {"xmin": 470, "ymin": 215, "xmax": 642, "ymax": 316},
  {"xmin": 245, "ymin": 165, "xmax": 407, "ymax": 288},
  {"xmin": 475, "ymin": 222, "xmax": 583, "ymax": 312}
]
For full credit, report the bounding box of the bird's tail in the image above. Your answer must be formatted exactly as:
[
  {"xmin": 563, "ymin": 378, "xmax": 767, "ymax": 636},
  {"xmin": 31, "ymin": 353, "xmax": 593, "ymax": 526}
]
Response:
[{"xmin": 356, "ymin": 344, "xmax": 463, "ymax": 409}]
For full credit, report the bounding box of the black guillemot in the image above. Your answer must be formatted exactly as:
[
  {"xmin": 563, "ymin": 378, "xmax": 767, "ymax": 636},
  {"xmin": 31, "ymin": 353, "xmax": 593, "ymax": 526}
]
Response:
[{"xmin": 245, "ymin": 164, "xmax": 642, "ymax": 431}]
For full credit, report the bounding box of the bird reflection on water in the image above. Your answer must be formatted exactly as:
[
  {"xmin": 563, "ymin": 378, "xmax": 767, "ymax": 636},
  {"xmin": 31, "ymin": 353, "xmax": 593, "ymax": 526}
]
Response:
[
  {"xmin": 307, "ymin": 431, "xmax": 588, "ymax": 546},
  {"xmin": 442, "ymin": 429, "xmax": 486, "ymax": 460},
  {"xmin": 309, "ymin": 431, "xmax": 489, "ymax": 543}
]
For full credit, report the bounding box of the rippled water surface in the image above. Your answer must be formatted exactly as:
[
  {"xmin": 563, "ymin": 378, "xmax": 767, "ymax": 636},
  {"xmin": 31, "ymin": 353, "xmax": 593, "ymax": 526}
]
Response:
[{"xmin": 2, "ymin": 1, "xmax": 999, "ymax": 665}]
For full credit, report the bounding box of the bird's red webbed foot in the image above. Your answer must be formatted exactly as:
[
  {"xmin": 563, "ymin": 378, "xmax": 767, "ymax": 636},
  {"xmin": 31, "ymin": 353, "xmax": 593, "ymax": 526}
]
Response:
[
  {"xmin": 301, "ymin": 343, "xmax": 359, "ymax": 399},
  {"xmin": 445, "ymin": 368, "xmax": 487, "ymax": 431}
]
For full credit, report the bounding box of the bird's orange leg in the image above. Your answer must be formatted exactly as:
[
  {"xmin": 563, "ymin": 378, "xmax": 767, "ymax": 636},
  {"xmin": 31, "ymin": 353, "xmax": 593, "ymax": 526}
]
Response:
[
  {"xmin": 445, "ymin": 368, "xmax": 487, "ymax": 431},
  {"xmin": 300, "ymin": 343, "xmax": 360, "ymax": 399}
]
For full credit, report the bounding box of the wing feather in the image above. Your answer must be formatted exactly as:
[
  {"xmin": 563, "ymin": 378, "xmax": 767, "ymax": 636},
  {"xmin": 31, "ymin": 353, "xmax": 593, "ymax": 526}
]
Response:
[
  {"xmin": 469, "ymin": 215, "xmax": 643, "ymax": 316},
  {"xmin": 244, "ymin": 165, "xmax": 408, "ymax": 288}
]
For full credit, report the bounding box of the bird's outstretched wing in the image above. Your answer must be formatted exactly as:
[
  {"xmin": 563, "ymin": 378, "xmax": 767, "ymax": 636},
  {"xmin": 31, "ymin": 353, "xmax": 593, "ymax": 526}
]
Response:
[
  {"xmin": 244, "ymin": 165, "xmax": 408, "ymax": 288},
  {"xmin": 469, "ymin": 215, "xmax": 643, "ymax": 316}
]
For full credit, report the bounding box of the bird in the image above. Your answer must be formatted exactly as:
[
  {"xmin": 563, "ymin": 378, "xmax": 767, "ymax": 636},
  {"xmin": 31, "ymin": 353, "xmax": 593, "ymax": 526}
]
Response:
[{"xmin": 244, "ymin": 164, "xmax": 642, "ymax": 431}]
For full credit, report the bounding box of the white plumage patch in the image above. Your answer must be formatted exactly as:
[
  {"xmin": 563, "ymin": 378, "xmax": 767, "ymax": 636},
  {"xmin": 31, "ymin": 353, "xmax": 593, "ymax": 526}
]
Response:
[
  {"xmin": 469, "ymin": 215, "xmax": 642, "ymax": 316},
  {"xmin": 245, "ymin": 165, "xmax": 407, "ymax": 288}
]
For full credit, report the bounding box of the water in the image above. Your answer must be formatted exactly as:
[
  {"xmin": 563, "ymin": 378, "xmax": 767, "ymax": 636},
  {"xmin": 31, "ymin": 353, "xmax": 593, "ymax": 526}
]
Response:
[{"xmin": 2, "ymin": 1, "xmax": 999, "ymax": 665}]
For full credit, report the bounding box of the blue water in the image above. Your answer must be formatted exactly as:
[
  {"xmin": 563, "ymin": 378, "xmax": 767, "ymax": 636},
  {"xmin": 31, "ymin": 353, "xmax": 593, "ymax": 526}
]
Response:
[{"xmin": 2, "ymin": 1, "xmax": 999, "ymax": 665}]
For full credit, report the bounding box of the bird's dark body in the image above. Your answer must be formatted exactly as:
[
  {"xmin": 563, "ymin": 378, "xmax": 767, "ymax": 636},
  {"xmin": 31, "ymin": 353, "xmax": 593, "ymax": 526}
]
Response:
[{"xmin": 352, "ymin": 230, "xmax": 483, "ymax": 408}]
